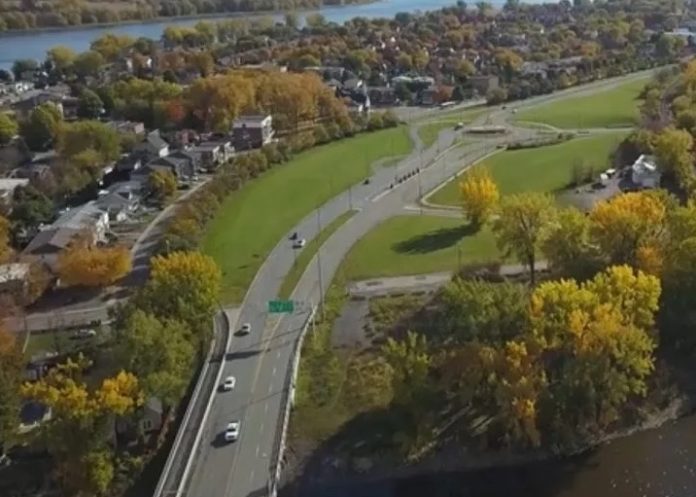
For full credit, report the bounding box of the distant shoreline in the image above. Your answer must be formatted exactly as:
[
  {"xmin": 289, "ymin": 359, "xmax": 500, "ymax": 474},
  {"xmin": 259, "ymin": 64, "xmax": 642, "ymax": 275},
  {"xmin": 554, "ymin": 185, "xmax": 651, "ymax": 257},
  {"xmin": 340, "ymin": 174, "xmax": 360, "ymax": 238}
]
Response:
[{"xmin": 0, "ymin": 0, "xmax": 376, "ymax": 38}]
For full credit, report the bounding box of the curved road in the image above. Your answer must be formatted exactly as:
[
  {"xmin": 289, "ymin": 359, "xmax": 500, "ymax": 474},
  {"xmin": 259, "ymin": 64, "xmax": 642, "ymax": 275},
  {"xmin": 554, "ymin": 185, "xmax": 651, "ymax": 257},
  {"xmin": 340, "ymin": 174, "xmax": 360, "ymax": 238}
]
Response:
[{"xmin": 169, "ymin": 69, "xmax": 654, "ymax": 497}]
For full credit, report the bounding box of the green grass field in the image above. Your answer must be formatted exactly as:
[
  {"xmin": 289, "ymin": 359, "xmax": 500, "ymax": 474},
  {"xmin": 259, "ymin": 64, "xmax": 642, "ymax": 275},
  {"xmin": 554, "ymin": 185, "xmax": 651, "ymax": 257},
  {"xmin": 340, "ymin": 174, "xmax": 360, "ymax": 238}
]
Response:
[
  {"xmin": 429, "ymin": 133, "xmax": 627, "ymax": 206},
  {"xmin": 515, "ymin": 77, "xmax": 649, "ymax": 129},
  {"xmin": 278, "ymin": 210, "xmax": 356, "ymax": 299},
  {"xmin": 202, "ymin": 127, "xmax": 412, "ymax": 303},
  {"xmin": 342, "ymin": 215, "xmax": 500, "ymax": 281}
]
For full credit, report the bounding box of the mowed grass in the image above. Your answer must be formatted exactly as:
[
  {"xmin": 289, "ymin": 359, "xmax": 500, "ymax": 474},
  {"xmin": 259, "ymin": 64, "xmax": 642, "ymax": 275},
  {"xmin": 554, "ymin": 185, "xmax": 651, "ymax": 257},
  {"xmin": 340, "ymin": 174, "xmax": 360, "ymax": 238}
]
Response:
[
  {"xmin": 278, "ymin": 210, "xmax": 356, "ymax": 299},
  {"xmin": 429, "ymin": 133, "xmax": 627, "ymax": 206},
  {"xmin": 342, "ymin": 215, "xmax": 500, "ymax": 281},
  {"xmin": 202, "ymin": 127, "xmax": 412, "ymax": 303},
  {"xmin": 515, "ymin": 77, "xmax": 648, "ymax": 128}
]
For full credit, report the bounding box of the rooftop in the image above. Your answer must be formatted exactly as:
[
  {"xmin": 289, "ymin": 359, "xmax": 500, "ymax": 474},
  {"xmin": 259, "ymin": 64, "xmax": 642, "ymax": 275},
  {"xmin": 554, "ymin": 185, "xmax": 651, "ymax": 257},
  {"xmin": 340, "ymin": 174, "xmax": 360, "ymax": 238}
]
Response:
[
  {"xmin": 53, "ymin": 202, "xmax": 105, "ymax": 231},
  {"xmin": 0, "ymin": 262, "xmax": 29, "ymax": 284}
]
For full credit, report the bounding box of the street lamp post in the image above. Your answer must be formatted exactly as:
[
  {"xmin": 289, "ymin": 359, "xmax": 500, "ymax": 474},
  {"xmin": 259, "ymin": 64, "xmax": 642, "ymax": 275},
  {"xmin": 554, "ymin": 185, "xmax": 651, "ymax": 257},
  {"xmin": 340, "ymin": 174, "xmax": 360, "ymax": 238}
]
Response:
[{"xmin": 316, "ymin": 209, "xmax": 325, "ymax": 319}]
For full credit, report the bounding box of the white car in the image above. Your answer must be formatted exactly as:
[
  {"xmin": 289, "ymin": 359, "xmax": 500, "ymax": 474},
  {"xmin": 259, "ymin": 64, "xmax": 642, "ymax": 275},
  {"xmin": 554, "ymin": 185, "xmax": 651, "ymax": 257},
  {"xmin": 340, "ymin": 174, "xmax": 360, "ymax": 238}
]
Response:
[
  {"xmin": 221, "ymin": 376, "xmax": 236, "ymax": 391},
  {"xmin": 240, "ymin": 323, "xmax": 252, "ymax": 335},
  {"xmin": 292, "ymin": 238, "xmax": 306, "ymax": 249},
  {"xmin": 74, "ymin": 329, "xmax": 97, "ymax": 339},
  {"xmin": 224, "ymin": 421, "xmax": 240, "ymax": 442}
]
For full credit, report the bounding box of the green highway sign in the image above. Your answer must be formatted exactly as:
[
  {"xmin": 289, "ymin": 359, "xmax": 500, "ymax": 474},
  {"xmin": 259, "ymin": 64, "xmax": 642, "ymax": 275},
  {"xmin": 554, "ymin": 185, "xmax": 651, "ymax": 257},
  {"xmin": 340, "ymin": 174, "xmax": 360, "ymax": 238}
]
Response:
[{"xmin": 268, "ymin": 300, "xmax": 294, "ymax": 313}]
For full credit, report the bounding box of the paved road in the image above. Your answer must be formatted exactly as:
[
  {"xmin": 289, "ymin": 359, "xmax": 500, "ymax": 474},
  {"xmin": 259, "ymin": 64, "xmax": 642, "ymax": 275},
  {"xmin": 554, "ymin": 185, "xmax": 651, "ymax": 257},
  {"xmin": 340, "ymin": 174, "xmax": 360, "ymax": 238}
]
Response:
[{"xmin": 181, "ymin": 68, "xmax": 661, "ymax": 497}]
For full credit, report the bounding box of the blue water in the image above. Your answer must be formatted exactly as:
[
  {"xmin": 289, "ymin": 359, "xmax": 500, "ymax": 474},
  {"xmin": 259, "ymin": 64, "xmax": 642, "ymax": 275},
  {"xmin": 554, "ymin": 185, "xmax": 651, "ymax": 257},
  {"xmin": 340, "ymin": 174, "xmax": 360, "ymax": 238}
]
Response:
[{"xmin": 0, "ymin": 0, "xmax": 501, "ymax": 70}]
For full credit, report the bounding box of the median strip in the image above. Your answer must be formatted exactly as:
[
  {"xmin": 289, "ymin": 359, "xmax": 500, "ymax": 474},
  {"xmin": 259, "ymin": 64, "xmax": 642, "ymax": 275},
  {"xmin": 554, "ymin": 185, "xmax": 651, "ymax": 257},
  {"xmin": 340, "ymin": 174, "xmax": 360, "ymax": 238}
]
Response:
[{"xmin": 278, "ymin": 210, "xmax": 357, "ymax": 299}]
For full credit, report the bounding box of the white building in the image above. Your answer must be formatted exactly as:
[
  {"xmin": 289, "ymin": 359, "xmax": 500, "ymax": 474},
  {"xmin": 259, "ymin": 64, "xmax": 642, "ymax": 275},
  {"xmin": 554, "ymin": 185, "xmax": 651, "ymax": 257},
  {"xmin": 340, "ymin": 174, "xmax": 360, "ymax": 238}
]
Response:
[
  {"xmin": 0, "ymin": 178, "xmax": 29, "ymax": 203},
  {"xmin": 631, "ymin": 154, "xmax": 661, "ymax": 189}
]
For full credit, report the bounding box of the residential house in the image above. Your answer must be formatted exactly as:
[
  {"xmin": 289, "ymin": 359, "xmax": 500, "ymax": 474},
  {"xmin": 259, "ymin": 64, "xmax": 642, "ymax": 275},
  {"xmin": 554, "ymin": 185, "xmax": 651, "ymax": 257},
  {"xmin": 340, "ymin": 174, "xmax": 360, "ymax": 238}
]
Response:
[
  {"xmin": 140, "ymin": 397, "xmax": 164, "ymax": 434},
  {"xmin": 22, "ymin": 227, "xmax": 82, "ymax": 269},
  {"xmin": 170, "ymin": 149, "xmax": 202, "ymax": 172},
  {"xmin": 468, "ymin": 75, "xmax": 500, "ymax": 96},
  {"xmin": 368, "ymin": 87, "xmax": 398, "ymax": 106},
  {"xmin": 108, "ymin": 121, "xmax": 146, "ymax": 136},
  {"xmin": 11, "ymin": 90, "xmax": 65, "ymax": 120},
  {"xmin": 189, "ymin": 140, "xmax": 233, "ymax": 169},
  {"xmin": 136, "ymin": 130, "xmax": 170, "ymax": 159},
  {"xmin": 0, "ymin": 262, "xmax": 30, "ymax": 295},
  {"xmin": 114, "ymin": 155, "xmax": 142, "ymax": 175},
  {"xmin": 96, "ymin": 180, "xmax": 143, "ymax": 222},
  {"xmin": 0, "ymin": 178, "xmax": 29, "ymax": 204},
  {"xmin": 631, "ymin": 154, "xmax": 661, "ymax": 188},
  {"xmin": 232, "ymin": 115, "xmax": 274, "ymax": 150},
  {"xmin": 420, "ymin": 88, "xmax": 438, "ymax": 106},
  {"xmin": 146, "ymin": 155, "xmax": 195, "ymax": 181},
  {"xmin": 53, "ymin": 202, "xmax": 110, "ymax": 243}
]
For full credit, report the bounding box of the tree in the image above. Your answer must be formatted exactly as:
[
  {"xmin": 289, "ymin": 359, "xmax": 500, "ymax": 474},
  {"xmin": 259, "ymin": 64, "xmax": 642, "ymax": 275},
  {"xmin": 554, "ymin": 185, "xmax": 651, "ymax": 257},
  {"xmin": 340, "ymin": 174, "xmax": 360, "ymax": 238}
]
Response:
[
  {"xmin": 0, "ymin": 327, "xmax": 23, "ymax": 451},
  {"xmin": 459, "ymin": 166, "xmax": 499, "ymax": 228},
  {"xmin": 654, "ymin": 127, "xmax": 694, "ymax": 192},
  {"xmin": 149, "ymin": 169, "xmax": 177, "ymax": 203},
  {"xmin": 285, "ymin": 12, "xmax": 299, "ymax": 29},
  {"xmin": 73, "ymin": 50, "xmax": 105, "ymax": 79},
  {"xmin": 58, "ymin": 120, "xmax": 120, "ymax": 163},
  {"xmin": 47, "ymin": 45, "xmax": 77, "ymax": 72},
  {"xmin": 541, "ymin": 207, "xmax": 599, "ymax": 279},
  {"xmin": 486, "ymin": 87, "xmax": 508, "ymax": 104},
  {"xmin": 589, "ymin": 191, "xmax": 667, "ymax": 271},
  {"xmin": 11, "ymin": 58, "xmax": 37, "ymax": 80},
  {"xmin": 0, "ymin": 112, "xmax": 18, "ymax": 145},
  {"xmin": 0, "ymin": 214, "xmax": 12, "ymax": 264},
  {"xmin": 77, "ymin": 89, "xmax": 104, "ymax": 119},
  {"xmin": 140, "ymin": 251, "xmax": 221, "ymax": 343},
  {"xmin": 493, "ymin": 193, "xmax": 555, "ymax": 284},
  {"xmin": 90, "ymin": 33, "xmax": 134, "ymax": 61},
  {"xmin": 57, "ymin": 242, "xmax": 131, "ymax": 287},
  {"xmin": 382, "ymin": 331, "xmax": 431, "ymax": 407},
  {"xmin": 20, "ymin": 102, "xmax": 62, "ymax": 151},
  {"xmin": 119, "ymin": 310, "xmax": 194, "ymax": 408}
]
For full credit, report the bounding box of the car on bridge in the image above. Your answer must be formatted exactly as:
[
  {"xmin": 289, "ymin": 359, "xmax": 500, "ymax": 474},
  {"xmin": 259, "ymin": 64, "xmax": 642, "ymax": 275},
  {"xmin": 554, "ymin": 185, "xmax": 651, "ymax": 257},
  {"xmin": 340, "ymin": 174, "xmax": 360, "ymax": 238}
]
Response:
[
  {"xmin": 224, "ymin": 421, "xmax": 240, "ymax": 442},
  {"xmin": 239, "ymin": 323, "xmax": 252, "ymax": 335},
  {"xmin": 221, "ymin": 376, "xmax": 236, "ymax": 391}
]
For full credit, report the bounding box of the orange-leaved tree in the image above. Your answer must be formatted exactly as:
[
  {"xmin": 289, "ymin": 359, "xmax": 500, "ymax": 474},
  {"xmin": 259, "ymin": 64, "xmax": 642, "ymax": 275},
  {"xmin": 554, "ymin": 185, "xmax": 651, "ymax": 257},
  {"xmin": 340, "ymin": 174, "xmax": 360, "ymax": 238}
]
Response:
[
  {"xmin": 459, "ymin": 165, "xmax": 499, "ymax": 228},
  {"xmin": 57, "ymin": 238, "xmax": 131, "ymax": 288}
]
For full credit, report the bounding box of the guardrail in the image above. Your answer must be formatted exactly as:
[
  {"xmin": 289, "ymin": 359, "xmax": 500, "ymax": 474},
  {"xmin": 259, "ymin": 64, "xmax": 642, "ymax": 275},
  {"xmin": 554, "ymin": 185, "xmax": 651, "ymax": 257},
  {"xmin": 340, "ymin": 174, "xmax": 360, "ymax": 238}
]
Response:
[
  {"xmin": 268, "ymin": 306, "xmax": 317, "ymax": 497},
  {"xmin": 153, "ymin": 310, "xmax": 230, "ymax": 497}
]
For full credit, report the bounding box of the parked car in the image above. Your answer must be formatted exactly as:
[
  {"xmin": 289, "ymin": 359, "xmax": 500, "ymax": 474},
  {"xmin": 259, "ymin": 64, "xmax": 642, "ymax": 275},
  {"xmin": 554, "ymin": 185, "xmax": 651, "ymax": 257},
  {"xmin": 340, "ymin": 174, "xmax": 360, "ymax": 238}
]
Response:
[
  {"xmin": 454, "ymin": 122, "xmax": 464, "ymax": 130},
  {"xmin": 239, "ymin": 323, "xmax": 251, "ymax": 335},
  {"xmin": 73, "ymin": 329, "xmax": 96, "ymax": 339},
  {"xmin": 224, "ymin": 421, "xmax": 240, "ymax": 442},
  {"xmin": 292, "ymin": 239, "xmax": 306, "ymax": 249},
  {"xmin": 221, "ymin": 376, "xmax": 236, "ymax": 391}
]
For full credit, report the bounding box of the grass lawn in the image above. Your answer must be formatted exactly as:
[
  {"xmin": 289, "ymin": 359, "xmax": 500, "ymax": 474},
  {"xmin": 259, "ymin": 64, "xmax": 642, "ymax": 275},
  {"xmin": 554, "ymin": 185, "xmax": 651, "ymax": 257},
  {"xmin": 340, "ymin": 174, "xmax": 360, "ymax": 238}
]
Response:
[
  {"xmin": 515, "ymin": 77, "xmax": 648, "ymax": 129},
  {"xmin": 202, "ymin": 127, "xmax": 412, "ymax": 303},
  {"xmin": 278, "ymin": 210, "xmax": 356, "ymax": 299},
  {"xmin": 429, "ymin": 133, "xmax": 627, "ymax": 207},
  {"xmin": 343, "ymin": 215, "xmax": 500, "ymax": 281}
]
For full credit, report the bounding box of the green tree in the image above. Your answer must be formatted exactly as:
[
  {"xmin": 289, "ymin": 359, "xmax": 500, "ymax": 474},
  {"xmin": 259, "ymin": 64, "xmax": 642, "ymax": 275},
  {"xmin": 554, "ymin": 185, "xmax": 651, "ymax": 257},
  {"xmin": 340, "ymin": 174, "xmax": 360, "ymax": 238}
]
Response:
[
  {"xmin": 47, "ymin": 45, "xmax": 77, "ymax": 72},
  {"xmin": 58, "ymin": 120, "xmax": 120, "ymax": 163},
  {"xmin": 493, "ymin": 192, "xmax": 555, "ymax": 284},
  {"xmin": 0, "ymin": 112, "xmax": 18, "ymax": 145},
  {"xmin": 77, "ymin": 89, "xmax": 105, "ymax": 119},
  {"xmin": 0, "ymin": 327, "xmax": 23, "ymax": 451},
  {"xmin": 20, "ymin": 102, "xmax": 62, "ymax": 151},
  {"xmin": 654, "ymin": 127, "xmax": 694, "ymax": 192},
  {"xmin": 73, "ymin": 50, "xmax": 105, "ymax": 79},
  {"xmin": 119, "ymin": 310, "xmax": 194, "ymax": 409},
  {"xmin": 541, "ymin": 207, "xmax": 599, "ymax": 279},
  {"xmin": 11, "ymin": 58, "xmax": 38, "ymax": 80},
  {"xmin": 10, "ymin": 185, "xmax": 54, "ymax": 232},
  {"xmin": 149, "ymin": 169, "xmax": 177, "ymax": 203},
  {"xmin": 382, "ymin": 331, "xmax": 431, "ymax": 407}
]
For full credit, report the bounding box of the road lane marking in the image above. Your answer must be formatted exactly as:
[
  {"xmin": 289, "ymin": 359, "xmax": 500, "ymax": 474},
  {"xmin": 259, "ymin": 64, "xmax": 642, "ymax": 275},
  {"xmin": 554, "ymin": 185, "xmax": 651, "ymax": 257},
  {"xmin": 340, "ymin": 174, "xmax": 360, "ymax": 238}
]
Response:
[
  {"xmin": 268, "ymin": 383, "xmax": 273, "ymax": 394},
  {"xmin": 249, "ymin": 470, "xmax": 255, "ymax": 484},
  {"xmin": 264, "ymin": 403, "xmax": 269, "ymax": 413},
  {"xmin": 276, "ymin": 351, "xmax": 281, "ymax": 358},
  {"xmin": 272, "ymin": 366, "xmax": 277, "ymax": 377},
  {"xmin": 256, "ymin": 445, "xmax": 260, "ymax": 457},
  {"xmin": 260, "ymin": 422, "xmax": 264, "ymax": 434}
]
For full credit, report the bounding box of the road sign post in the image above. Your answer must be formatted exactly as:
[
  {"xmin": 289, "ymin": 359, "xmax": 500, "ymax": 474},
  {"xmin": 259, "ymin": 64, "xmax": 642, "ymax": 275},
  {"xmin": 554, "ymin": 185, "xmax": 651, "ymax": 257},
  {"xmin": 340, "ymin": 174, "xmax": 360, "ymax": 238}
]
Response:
[{"xmin": 268, "ymin": 300, "xmax": 295, "ymax": 314}]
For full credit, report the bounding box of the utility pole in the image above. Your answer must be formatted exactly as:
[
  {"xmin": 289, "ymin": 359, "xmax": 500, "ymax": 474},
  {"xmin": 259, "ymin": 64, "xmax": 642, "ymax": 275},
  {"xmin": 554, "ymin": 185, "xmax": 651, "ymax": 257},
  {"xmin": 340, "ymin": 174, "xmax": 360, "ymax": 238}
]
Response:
[{"xmin": 348, "ymin": 185, "xmax": 353, "ymax": 210}]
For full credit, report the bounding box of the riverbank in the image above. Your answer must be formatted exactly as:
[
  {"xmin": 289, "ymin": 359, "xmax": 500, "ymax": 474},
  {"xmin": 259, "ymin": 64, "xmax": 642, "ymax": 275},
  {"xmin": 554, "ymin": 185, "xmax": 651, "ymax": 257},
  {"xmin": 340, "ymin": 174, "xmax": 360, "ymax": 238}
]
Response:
[{"xmin": 0, "ymin": 0, "xmax": 376, "ymax": 37}]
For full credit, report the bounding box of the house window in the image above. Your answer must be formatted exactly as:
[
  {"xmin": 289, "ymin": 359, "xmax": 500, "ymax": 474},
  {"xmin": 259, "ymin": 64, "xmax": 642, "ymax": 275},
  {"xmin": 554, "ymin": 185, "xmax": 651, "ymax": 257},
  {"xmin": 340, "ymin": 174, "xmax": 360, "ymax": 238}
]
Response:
[{"xmin": 143, "ymin": 419, "xmax": 153, "ymax": 431}]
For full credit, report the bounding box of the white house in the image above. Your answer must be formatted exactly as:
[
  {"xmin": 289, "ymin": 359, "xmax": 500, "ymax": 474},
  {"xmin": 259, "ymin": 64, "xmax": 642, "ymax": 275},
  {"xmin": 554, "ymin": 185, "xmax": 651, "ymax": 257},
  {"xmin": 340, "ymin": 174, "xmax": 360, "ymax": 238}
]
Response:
[
  {"xmin": 53, "ymin": 201, "xmax": 110, "ymax": 244},
  {"xmin": 0, "ymin": 178, "xmax": 29, "ymax": 203},
  {"xmin": 631, "ymin": 154, "xmax": 661, "ymax": 189}
]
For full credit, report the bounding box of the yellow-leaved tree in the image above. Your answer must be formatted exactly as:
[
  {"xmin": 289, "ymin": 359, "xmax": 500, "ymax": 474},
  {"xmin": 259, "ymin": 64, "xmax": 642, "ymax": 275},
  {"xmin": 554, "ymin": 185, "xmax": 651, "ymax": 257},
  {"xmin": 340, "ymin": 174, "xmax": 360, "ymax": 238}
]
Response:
[
  {"xmin": 459, "ymin": 165, "xmax": 499, "ymax": 228},
  {"xmin": 57, "ymin": 240, "xmax": 132, "ymax": 287}
]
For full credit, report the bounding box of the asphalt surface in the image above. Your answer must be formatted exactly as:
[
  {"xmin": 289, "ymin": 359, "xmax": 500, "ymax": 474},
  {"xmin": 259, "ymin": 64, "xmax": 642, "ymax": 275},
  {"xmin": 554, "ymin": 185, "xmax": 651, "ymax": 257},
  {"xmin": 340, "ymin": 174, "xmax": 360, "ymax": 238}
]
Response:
[{"xmin": 181, "ymin": 68, "xmax": 664, "ymax": 497}]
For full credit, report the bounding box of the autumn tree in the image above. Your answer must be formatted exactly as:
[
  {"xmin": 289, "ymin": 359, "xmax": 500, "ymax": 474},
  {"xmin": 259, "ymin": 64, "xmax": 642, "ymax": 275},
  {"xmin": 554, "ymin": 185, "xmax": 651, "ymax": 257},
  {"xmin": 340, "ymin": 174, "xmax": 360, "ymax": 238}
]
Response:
[
  {"xmin": 0, "ymin": 327, "xmax": 23, "ymax": 451},
  {"xmin": 382, "ymin": 331, "xmax": 432, "ymax": 407},
  {"xmin": 119, "ymin": 310, "xmax": 194, "ymax": 409},
  {"xmin": 73, "ymin": 50, "xmax": 105, "ymax": 79},
  {"xmin": 459, "ymin": 166, "xmax": 499, "ymax": 228},
  {"xmin": 654, "ymin": 126, "xmax": 694, "ymax": 192},
  {"xmin": 589, "ymin": 190, "xmax": 668, "ymax": 272},
  {"xmin": 185, "ymin": 73, "xmax": 255, "ymax": 132},
  {"xmin": 77, "ymin": 89, "xmax": 104, "ymax": 119},
  {"xmin": 57, "ymin": 242, "xmax": 131, "ymax": 287},
  {"xmin": 149, "ymin": 169, "xmax": 177, "ymax": 203},
  {"xmin": 10, "ymin": 184, "xmax": 54, "ymax": 233},
  {"xmin": 0, "ymin": 112, "xmax": 18, "ymax": 145},
  {"xmin": 493, "ymin": 192, "xmax": 555, "ymax": 284},
  {"xmin": 0, "ymin": 214, "xmax": 12, "ymax": 263},
  {"xmin": 58, "ymin": 120, "xmax": 120, "ymax": 164},
  {"xmin": 140, "ymin": 251, "xmax": 221, "ymax": 343},
  {"xmin": 22, "ymin": 357, "xmax": 142, "ymax": 496},
  {"xmin": 47, "ymin": 45, "xmax": 77, "ymax": 72}
]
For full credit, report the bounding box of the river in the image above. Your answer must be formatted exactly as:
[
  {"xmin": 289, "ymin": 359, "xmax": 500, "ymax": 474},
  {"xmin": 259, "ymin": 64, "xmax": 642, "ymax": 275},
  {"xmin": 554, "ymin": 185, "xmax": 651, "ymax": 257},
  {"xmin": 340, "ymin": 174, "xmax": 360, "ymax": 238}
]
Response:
[
  {"xmin": 295, "ymin": 413, "xmax": 696, "ymax": 497},
  {"xmin": 0, "ymin": 0, "xmax": 509, "ymax": 71}
]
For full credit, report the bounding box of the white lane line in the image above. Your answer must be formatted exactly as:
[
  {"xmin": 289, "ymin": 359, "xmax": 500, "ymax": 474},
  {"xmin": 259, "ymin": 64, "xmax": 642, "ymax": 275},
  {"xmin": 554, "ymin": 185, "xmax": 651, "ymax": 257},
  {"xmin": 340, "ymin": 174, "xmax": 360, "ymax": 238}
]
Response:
[
  {"xmin": 276, "ymin": 351, "xmax": 281, "ymax": 358},
  {"xmin": 268, "ymin": 383, "xmax": 273, "ymax": 394},
  {"xmin": 256, "ymin": 445, "xmax": 260, "ymax": 457},
  {"xmin": 264, "ymin": 403, "xmax": 269, "ymax": 413},
  {"xmin": 260, "ymin": 422, "xmax": 264, "ymax": 434},
  {"xmin": 249, "ymin": 470, "xmax": 255, "ymax": 484},
  {"xmin": 272, "ymin": 366, "xmax": 277, "ymax": 377}
]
